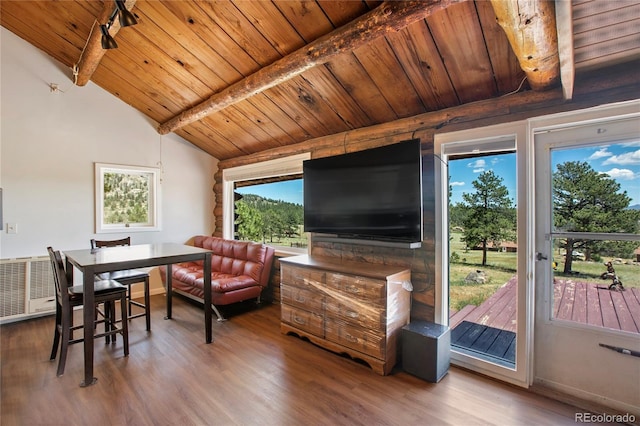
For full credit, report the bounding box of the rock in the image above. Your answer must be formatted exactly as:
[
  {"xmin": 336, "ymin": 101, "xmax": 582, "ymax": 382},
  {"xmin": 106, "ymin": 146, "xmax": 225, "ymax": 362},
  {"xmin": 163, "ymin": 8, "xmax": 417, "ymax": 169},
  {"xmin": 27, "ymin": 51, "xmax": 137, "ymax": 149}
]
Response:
[{"xmin": 465, "ymin": 270, "xmax": 487, "ymax": 284}]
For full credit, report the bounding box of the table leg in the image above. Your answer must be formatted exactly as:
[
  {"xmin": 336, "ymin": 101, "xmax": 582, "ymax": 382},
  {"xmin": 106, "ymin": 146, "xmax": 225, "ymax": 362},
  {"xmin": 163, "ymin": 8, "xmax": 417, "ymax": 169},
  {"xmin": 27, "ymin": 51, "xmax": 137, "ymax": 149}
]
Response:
[
  {"xmin": 203, "ymin": 253, "xmax": 212, "ymax": 343},
  {"xmin": 80, "ymin": 265, "xmax": 97, "ymax": 387},
  {"xmin": 165, "ymin": 264, "xmax": 172, "ymax": 320}
]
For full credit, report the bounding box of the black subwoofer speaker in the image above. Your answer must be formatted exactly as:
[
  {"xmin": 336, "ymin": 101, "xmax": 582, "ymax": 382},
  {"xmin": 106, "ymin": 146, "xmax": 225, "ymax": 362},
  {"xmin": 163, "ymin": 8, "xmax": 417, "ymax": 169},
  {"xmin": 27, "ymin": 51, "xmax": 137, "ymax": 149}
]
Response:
[{"xmin": 402, "ymin": 321, "xmax": 450, "ymax": 383}]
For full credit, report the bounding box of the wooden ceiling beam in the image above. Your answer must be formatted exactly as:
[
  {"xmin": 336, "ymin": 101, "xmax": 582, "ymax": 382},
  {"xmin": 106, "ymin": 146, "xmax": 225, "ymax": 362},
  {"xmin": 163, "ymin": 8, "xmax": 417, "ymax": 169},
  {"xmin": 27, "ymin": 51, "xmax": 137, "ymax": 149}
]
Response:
[
  {"xmin": 74, "ymin": 0, "xmax": 136, "ymax": 87},
  {"xmin": 490, "ymin": 0, "xmax": 560, "ymax": 91},
  {"xmin": 157, "ymin": 0, "xmax": 466, "ymax": 135},
  {"xmin": 554, "ymin": 0, "xmax": 575, "ymax": 100}
]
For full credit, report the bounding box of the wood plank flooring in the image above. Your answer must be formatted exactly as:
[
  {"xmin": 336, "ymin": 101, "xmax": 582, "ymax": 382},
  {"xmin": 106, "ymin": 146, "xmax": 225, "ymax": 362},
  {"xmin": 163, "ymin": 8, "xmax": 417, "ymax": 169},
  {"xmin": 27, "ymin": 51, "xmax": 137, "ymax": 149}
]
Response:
[{"xmin": 2, "ymin": 295, "xmax": 596, "ymax": 425}]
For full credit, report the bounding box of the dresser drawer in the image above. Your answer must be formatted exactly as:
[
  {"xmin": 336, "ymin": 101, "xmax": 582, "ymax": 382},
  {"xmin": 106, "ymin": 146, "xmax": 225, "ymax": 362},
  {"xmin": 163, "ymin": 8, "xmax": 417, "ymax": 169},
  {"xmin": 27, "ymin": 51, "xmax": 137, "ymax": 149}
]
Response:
[
  {"xmin": 281, "ymin": 284, "xmax": 323, "ymax": 312},
  {"xmin": 282, "ymin": 265, "xmax": 325, "ymax": 289},
  {"xmin": 324, "ymin": 297, "xmax": 384, "ymax": 330},
  {"xmin": 281, "ymin": 304, "xmax": 324, "ymax": 337},
  {"xmin": 325, "ymin": 317, "xmax": 385, "ymax": 359},
  {"xmin": 325, "ymin": 272, "xmax": 385, "ymax": 301}
]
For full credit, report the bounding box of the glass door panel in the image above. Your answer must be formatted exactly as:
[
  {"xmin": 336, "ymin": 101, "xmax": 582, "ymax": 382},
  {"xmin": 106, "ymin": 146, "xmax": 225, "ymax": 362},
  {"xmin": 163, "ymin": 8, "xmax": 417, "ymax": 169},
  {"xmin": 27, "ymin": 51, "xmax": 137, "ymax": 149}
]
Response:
[
  {"xmin": 435, "ymin": 121, "xmax": 532, "ymax": 387},
  {"xmin": 448, "ymin": 152, "xmax": 518, "ymax": 369}
]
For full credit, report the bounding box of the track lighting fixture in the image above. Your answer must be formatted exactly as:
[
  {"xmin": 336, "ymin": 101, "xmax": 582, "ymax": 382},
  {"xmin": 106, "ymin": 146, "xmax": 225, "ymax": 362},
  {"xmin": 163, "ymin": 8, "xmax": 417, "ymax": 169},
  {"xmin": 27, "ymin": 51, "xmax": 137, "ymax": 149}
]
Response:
[
  {"xmin": 100, "ymin": 24, "xmax": 118, "ymax": 49},
  {"xmin": 116, "ymin": 0, "xmax": 138, "ymax": 27},
  {"xmin": 100, "ymin": 1, "xmax": 138, "ymax": 50}
]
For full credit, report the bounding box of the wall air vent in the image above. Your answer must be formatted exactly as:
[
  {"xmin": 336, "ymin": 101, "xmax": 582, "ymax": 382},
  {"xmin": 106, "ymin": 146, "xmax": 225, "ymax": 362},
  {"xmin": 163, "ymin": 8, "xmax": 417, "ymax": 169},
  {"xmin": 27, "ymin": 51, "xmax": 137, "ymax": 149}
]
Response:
[{"xmin": 0, "ymin": 257, "xmax": 55, "ymax": 323}]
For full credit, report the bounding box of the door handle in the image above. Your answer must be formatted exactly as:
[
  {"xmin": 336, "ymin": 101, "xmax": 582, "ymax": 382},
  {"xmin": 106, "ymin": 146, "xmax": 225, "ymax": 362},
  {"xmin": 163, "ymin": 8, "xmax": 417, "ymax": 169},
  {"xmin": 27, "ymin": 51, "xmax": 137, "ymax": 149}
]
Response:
[
  {"xmin": 599, "ymin": 343, "xmax": 640, "ymax": 358},
  {"xmin": 536, "ymin": 253, "xmax": 548, "ymax": 261}
]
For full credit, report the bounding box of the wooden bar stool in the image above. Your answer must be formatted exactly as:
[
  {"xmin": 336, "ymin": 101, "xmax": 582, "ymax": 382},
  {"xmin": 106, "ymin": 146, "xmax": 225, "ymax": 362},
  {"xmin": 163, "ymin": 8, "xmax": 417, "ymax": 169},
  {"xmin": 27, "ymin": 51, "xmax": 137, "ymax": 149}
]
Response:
[
  {"xmin": 47, "ymin": 247, "xmax": 129, "ymax": 377},
  {"xmin": 90, "ymin": 237, "xmax": 151, "ymax": 331}
]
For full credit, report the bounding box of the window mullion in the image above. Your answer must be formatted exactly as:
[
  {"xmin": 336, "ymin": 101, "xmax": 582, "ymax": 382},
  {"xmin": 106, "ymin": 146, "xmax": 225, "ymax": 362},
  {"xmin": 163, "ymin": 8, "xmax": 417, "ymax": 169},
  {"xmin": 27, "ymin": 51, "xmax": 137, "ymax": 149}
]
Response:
[{"xmin": 551, "ymin": 232, "xmax": 640, "ymax": 242}]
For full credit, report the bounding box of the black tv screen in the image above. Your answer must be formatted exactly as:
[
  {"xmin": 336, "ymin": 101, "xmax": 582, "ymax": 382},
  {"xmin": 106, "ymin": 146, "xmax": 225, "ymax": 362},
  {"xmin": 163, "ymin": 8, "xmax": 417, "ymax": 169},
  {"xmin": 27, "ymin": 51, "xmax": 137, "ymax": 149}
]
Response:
[{"xmin": 304, "ymin": 139, "xmax": 422, "ymax": 244}]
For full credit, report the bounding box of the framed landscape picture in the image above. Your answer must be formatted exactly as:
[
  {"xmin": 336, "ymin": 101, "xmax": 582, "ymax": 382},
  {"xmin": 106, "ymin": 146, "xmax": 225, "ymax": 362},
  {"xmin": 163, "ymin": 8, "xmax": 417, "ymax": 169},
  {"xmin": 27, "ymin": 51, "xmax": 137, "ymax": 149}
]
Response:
[{"xmin": 95, "ymin": 163, "xmax": 161, "ymax": 233}]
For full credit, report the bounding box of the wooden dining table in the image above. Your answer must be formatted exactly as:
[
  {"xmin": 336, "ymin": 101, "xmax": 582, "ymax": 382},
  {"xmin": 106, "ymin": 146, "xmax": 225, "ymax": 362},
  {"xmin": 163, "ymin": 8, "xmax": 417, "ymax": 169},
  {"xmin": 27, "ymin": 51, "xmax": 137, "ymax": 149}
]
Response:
[{"xmin": 63, "ymin": 243, "xmax": 213, "ymax": 387}]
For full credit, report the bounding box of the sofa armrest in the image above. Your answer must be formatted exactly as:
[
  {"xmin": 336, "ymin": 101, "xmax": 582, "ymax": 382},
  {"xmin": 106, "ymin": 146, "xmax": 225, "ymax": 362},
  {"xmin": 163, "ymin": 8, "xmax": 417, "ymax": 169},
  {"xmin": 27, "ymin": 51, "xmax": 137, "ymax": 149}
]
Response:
[{"xmin": 259, "ymin": 246, "xmax": 275, "ymax": 287}]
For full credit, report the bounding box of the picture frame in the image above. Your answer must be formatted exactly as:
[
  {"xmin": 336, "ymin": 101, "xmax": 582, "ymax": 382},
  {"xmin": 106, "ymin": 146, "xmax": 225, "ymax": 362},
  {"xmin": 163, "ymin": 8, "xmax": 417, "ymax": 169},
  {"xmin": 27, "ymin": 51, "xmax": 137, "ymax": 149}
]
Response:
[{"xmin": 95, "ymin": 163, "xmax": 161, "ymax": 233}]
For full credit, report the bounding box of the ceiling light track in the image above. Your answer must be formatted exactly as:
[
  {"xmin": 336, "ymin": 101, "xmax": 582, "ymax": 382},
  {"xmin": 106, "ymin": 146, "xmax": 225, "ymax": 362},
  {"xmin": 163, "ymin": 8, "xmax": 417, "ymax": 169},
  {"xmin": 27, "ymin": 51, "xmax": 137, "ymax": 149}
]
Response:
[{"xmin": 73, "ymin": 1, "xmax": 138, "ymax": 86}]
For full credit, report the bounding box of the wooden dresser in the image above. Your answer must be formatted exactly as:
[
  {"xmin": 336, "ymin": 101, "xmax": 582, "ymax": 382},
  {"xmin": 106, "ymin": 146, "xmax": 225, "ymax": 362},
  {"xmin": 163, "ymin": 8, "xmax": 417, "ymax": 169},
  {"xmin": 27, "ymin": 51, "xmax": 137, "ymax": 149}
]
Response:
[{"xmin": 280, "ymin": 255, "xmax": 411, "ymax": 375}]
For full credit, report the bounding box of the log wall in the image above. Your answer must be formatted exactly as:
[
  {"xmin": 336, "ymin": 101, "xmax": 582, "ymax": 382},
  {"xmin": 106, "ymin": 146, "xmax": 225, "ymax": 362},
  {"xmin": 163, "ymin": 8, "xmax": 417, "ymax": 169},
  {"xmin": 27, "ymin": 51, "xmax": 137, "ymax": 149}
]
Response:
[{"xmin": 214, "ymin": 63, "xmax": 639, "ymax": 322}]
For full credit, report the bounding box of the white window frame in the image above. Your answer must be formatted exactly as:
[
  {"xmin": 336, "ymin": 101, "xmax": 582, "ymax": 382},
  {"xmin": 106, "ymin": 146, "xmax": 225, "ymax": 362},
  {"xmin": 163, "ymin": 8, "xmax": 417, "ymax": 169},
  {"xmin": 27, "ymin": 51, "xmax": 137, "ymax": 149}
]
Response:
[
  {"xmin": 222, "ymin": 153, "xmax": 310, "ymax": 253},
  {"xmin": 95, "ymin": 163, "xmax": 161, "ymax": 233}
]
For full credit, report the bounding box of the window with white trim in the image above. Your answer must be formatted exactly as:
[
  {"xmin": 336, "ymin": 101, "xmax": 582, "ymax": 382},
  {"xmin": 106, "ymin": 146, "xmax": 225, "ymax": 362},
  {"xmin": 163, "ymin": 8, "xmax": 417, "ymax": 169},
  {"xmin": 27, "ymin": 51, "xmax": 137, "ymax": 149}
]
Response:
[{"xmin": 222, "ymin": 153, "xmax": 310, "ymax": 253}]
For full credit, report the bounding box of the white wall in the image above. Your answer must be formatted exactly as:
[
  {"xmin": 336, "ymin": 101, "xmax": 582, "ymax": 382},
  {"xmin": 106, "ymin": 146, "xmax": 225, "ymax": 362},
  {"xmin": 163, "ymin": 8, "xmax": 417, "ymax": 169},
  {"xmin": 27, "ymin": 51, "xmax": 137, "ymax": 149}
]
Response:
[{"xmin": 0, "ymin": 28, "xmax": 218, "ymax": 262}]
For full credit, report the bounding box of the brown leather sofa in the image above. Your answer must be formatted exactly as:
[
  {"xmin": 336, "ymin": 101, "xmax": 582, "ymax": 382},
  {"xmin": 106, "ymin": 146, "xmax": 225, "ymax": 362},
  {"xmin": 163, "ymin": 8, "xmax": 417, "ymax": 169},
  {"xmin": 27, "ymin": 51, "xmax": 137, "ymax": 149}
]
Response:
[{"xmin": 159, "ymin": 236, "xmax": 275, "ymax": 321}]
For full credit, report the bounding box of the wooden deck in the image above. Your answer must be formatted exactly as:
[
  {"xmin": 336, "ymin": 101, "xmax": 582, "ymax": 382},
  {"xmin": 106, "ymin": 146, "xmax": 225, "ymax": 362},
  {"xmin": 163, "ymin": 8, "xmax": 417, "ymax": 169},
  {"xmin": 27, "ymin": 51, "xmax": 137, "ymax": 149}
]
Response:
[
  {"xmin": 449, "ymin": 277, "xmax": 639, "ymax": 366},
  {"xmin": 450, "ymin": 276, "xmax": 640, "ymax": 334},
  {"xmin": 554, "ymin": 279, "xmax": 640, "ymax": 333},
  {"xmin": 450, "ymin": 277, "xmax": 518, "ymax": 333}
]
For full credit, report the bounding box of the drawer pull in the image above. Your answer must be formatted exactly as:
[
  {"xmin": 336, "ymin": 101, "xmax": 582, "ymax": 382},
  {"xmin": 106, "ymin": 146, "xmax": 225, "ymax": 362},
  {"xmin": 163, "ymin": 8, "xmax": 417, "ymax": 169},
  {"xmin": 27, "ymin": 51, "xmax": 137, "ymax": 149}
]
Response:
[
  {"xmin": 345, "ymin": 333, "xmax": 358, "ymax": 343},
  {"xmin": 346, "ymin": 310, "xmax": 358, "ymax": 319},
  {"xmin": 295, "ymin": 295, "xmax": 306, "ymax": 302},
  {"xmin": 294, "ymin": 316, "xmax": 306, "ymax": 325}
]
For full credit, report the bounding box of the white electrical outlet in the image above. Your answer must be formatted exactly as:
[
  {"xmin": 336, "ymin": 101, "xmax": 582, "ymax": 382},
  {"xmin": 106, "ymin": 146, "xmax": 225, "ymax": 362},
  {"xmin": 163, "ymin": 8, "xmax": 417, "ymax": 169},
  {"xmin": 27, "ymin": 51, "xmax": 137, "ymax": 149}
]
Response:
[{"xmin": 7, "ymin": 223, "xmax": 17, "ymax": 234}]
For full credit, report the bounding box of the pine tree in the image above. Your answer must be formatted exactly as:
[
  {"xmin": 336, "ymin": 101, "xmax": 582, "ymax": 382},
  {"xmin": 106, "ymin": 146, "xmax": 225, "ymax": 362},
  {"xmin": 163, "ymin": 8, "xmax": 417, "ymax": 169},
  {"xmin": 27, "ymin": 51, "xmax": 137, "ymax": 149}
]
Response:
[
  {"xmin": 461, "ymin": 171, "xmax": 515, "ymax": 266},
  {"xmin": 553, "ymin": 161, "xmax": 639, "ymax": 273}
]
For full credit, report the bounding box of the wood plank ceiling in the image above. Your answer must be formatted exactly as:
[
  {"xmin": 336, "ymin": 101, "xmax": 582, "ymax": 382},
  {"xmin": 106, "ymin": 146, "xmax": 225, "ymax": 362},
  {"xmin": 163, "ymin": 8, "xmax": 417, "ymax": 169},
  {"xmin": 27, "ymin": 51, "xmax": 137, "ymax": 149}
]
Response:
[{"xmin": 1, "ymin": 1, "xmax": 638, "ymax": 160}]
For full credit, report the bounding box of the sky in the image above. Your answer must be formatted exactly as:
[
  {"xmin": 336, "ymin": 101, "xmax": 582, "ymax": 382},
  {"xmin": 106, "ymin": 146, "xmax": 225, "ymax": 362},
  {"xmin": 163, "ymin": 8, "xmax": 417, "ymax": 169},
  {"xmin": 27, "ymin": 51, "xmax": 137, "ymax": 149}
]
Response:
[
  {"xmin": 551, "ymin": 141, "xmax": 640, "ymax": 206},
  {"xmin": 235, "ymin": 179, "xmax": 304, "ymax": 205},
  {"xmin": 448, "ymin": 153, "xmax": 517, "ymax": 206},
  {"xmin": 236, "ymin": 140, "xmax": 640, "ymax": 208},
  {"xmin": 448, "ymin": 140, "xmax": 640, "ymax": 207}
]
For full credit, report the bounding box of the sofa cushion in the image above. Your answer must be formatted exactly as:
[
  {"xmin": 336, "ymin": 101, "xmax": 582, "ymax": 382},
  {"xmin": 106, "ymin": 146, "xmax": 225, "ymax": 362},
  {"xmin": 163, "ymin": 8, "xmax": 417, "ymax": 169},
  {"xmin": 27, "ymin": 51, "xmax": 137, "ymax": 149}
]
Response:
[
  {"xmin": 171, "ymin": 261, "xmax": 259, "ymax": 294},
  {"xmin": 194, "ymin": 236, "xmax": 269, "ymax": 284}
]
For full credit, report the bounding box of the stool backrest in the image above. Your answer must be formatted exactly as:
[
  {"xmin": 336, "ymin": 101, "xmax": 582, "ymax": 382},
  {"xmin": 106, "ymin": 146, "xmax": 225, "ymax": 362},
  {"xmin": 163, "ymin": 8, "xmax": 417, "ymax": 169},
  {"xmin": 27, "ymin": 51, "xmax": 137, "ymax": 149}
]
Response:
[
  {"xmin": 47, "ymin": 247, "xmax": 70, "ymax": 311},
  {"xmin": 91, "ymin": 237, "xmax": 131, "ymax": 249}
]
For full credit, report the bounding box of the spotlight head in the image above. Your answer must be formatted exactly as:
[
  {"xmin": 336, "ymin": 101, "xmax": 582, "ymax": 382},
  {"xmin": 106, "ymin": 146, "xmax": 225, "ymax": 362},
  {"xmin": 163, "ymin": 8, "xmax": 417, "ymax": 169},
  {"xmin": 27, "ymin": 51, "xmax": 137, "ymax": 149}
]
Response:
[
  {"xmin": 116, "ymin": 0, "xmax": 138, "ymax": 27},
  {"xmin": 100, "ymin": 25, "xmax": 118, "ymax": 49}
]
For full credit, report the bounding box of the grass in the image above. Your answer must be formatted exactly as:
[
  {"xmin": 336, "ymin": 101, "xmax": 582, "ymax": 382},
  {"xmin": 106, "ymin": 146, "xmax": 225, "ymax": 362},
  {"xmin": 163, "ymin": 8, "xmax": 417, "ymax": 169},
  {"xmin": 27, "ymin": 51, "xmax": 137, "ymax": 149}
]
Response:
[
  {"xmin": 448, "ymin": 232, "xmax": 639, "ymax": 313},
  {"xmin": 552, "ymin": 257, "xmax": 639, "ymax": 289},
  {"xmin": 449, "ymin": 233, "xmax": 516, "ymax": 312}
]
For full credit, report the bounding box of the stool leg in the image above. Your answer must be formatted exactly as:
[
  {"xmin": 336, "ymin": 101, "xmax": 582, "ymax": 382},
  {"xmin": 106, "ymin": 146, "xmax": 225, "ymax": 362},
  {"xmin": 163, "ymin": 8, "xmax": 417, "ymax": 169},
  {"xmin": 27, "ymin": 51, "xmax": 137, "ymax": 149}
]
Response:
[
  {"xmin": 120, "ymin": 293, "xmax": 129, "ymax": 356},
  {"xmin": 144, "ymin": 277, "xmax": 151, "ymax": 331},
  {"xmin": 128, "ymin": 283, "xmax": 133, "ymax": 318},
  {"xmin": 103, "ymin": 301, "xmax": 110, "ymax": 344},
  {"xmin": 57, "ymin": 306, "xmax": 73, "ymax": 377},
  {"xmin": 110, "ymin": 301, "xmax": 117, "ymax": 343},
  {"xmin": 50, "ymin": 304, "xmax": 62, "ymax": 361}
]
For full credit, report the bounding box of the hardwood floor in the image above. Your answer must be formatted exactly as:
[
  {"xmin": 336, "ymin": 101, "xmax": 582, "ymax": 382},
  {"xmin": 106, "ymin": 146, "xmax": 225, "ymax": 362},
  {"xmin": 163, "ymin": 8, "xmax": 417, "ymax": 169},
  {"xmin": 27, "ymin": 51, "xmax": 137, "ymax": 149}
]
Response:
[{"xmin": 2, "ymin": 295, "xmax": 590, "ymax": 425}]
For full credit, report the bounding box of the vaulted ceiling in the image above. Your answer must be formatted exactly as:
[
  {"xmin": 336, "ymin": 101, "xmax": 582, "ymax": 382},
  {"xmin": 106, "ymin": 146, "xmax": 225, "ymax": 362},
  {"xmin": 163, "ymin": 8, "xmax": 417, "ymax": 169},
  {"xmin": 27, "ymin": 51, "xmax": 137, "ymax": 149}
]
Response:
[{"xmin": 2, "ymin": 0, "xmax": 639, "ymax": 160}]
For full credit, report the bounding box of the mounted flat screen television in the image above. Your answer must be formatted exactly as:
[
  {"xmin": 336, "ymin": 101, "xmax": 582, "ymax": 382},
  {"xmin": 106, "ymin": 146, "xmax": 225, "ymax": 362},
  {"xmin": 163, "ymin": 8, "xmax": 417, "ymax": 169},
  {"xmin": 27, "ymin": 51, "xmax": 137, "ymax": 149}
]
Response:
[{"xmin": 304, "ymin": 139, "xmax": 422, "ymax": 247}]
